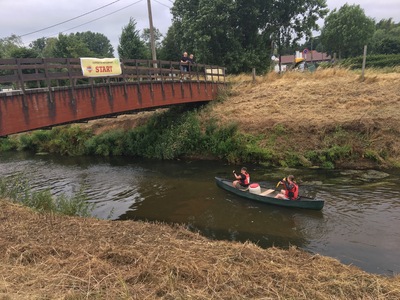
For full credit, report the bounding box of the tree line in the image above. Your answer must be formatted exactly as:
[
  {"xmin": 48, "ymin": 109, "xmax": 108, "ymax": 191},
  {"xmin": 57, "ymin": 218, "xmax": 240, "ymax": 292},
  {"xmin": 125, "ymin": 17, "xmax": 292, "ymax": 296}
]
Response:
[{"xmin": 0, "ymin": 1, "xmax": 399, "ymax": 74}]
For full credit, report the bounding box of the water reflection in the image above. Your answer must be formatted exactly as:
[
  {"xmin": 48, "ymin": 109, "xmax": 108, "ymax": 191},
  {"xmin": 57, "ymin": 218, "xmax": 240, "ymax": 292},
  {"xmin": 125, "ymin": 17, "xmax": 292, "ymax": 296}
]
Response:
[{"xmin": 0, "ymin": 152, "xmax": 399, "ymax": 276}]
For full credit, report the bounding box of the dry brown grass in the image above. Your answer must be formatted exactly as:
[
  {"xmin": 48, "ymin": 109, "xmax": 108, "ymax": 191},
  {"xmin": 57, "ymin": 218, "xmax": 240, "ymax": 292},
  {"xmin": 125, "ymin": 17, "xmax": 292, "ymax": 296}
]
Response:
[
  {"xmin": 1, "ymin": 199, "xmax": 400, "ymax": 299},
  {"xmin": 214, "ymin": 69, "xmax": 400, "ymax": 132},
  {"xmin": 79, "ymin": 110, "xmax": 167, "ymax": 136},
  {"xmin": 204, "ymin": 68, "xmax": 400, "ymax": 166}
]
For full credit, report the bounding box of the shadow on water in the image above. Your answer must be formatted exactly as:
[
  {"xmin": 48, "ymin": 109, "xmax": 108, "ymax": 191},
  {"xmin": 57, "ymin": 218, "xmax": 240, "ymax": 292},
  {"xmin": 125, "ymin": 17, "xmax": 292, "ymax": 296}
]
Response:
[{"xmin": 0, "ymin": 152, "xmax": 399, "ymax": 276}]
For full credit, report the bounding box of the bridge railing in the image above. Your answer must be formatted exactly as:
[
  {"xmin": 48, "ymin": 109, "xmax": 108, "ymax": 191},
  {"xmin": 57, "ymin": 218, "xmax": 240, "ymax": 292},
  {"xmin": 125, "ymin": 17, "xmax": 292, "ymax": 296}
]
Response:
[{"xmin": 0, "ymin": 58, "xmax": 226, "ymax": 93}]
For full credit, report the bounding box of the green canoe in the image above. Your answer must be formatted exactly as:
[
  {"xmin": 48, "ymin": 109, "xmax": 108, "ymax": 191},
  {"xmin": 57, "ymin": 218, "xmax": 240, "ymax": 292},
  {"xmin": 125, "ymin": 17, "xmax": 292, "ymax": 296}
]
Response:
[{"xmin": 215, "ymin": 177, "xmax": 324, "ymax": 210}]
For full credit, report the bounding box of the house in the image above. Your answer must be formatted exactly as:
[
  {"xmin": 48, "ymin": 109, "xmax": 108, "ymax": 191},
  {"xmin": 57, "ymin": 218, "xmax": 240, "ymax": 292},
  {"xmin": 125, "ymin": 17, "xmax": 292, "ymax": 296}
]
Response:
[{"xmin": 273, "ymin": 50, "xmax": 331, "ymax": 72}]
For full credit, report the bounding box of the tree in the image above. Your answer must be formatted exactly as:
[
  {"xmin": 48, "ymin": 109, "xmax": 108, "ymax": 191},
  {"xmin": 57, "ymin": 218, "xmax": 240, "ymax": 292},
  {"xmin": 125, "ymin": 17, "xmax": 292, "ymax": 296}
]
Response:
[
  {"xmin": 30, "ymin": 33, "xmax": 113, "ymax": 58},
  {"xmin": 29, "ymin": 37, "xmax": 57, "ymax": 58},
  {"xmin": 10, "ymin": 47, "xmax": 38, "ymax": 58},
  {"xmin": 141, "ymin": 28, "xmax": 163, "ymax": 51},
  {"xmin": 370, "ymin": 19, "xmax": 400, "ymax": 54},
  {"xmin": 52, "ymin": 33, "xmax": 94, "ymax": 58},
  {"xmin": 29, "ymin": 37, "xmax": 47, "ymax": 55},
  {"xmin": 158, "ymin": 24, "xmax": 182, "ymax": 61},
  {"xmin": 300, "ymin": 36, "xmax": 323, "ymax": 54},
  {"xmin": 117, "ymin": 18, "xmax": 147, "ymax": 59},
  {"xmin": 268, "ymin": 0, "xmax": 328, "ymax": 63},
  {"xmin": 170, "ymin": 0, "xmax": 328, "ymax": 73},
  {"xmin": 75, "ymin": 32, "xmax": 114, "ymax": 57},
  {"xmin": 171, "ymin": 0, "xmax": 258, "ymax": 72},
  {"xmin": 0, "ymin": 34, "xmax": 23, "ymax": 58},
  {"xmin": 320, "ymin": 4, "xmax": 375, "ymax": 59}
]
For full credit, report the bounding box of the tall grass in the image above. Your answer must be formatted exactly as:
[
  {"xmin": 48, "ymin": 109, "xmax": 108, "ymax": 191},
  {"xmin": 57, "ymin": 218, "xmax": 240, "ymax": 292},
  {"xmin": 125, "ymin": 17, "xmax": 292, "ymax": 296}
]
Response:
[{"xmin": 0, "ymin": 174, "xmax": 93, "ymax": 217}]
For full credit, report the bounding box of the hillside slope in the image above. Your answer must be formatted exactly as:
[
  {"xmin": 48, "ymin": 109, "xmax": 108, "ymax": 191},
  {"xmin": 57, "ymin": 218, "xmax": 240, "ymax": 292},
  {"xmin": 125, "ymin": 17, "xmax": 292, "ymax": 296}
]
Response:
[{"xmin": 201, "ymin": 69, "xmax": 400, "ymax": 168}]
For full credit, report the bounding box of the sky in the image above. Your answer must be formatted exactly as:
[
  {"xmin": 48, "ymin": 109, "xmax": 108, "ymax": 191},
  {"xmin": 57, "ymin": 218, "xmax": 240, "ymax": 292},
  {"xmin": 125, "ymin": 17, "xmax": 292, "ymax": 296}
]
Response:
[{"xmin": 1, "ymin": 0, "xmax": 400, "ymax": 56}]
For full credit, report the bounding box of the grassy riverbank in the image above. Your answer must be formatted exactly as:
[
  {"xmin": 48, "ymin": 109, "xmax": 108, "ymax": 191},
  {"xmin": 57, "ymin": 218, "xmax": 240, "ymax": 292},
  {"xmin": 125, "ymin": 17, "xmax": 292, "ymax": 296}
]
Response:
[{"xmin": 1, "ymin": 199, "xmax": 400, "ymax": 299}]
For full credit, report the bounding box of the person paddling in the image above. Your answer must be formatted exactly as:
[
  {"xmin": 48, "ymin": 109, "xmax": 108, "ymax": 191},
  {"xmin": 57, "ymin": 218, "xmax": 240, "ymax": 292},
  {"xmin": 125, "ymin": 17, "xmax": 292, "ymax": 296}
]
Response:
[
  {"xmin": 275, "ymin": 175, "xmax": 299, "ymax": 200},
  {"xmin": 232, "ymin": 167, "xmax": 250, "ymax": 189}
]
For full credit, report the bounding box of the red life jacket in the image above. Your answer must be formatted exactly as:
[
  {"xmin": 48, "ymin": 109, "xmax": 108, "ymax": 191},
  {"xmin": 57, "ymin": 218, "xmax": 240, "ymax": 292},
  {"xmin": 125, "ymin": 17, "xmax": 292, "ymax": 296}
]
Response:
[
  {"xmin": 239, "ymin": 172, "xmax": 250, "ymax": 186},
  {"xmin": 244, "ymin": 173, "xmax": 250, "ymax": 185},
  {"xmin": 285, "ymin": 182, "xmax": 299, "ymax": 200}
]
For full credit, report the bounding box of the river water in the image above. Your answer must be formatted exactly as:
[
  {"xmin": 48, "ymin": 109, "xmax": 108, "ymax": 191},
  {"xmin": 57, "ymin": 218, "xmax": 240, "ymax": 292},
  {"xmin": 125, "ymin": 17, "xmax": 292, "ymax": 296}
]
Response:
[{"xmin": 1, "ymin": 151, "xmax": 399, "ymax": 276}]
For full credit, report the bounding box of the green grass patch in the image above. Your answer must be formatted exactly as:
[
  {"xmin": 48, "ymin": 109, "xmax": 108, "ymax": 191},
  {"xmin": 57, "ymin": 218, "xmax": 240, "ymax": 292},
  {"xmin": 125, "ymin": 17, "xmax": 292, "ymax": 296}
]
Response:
[{"xmin": 0, "ymin": 174, "xmax": 93, "ymax": 217}]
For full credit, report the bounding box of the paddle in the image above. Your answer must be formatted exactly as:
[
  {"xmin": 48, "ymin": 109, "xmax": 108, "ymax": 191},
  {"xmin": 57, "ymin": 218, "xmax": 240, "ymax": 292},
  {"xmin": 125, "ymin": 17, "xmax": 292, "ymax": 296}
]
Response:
[{"xmin": 276, "ymin": 178, "xmax": 286, "ymax": 188}]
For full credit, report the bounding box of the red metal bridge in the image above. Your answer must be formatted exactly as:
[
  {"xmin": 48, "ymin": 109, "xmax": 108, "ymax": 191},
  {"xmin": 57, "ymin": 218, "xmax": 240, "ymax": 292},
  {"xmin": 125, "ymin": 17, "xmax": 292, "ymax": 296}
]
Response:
[{"xmin": 0, "ymin": 58, "xmax": 226, "ymax": 137}]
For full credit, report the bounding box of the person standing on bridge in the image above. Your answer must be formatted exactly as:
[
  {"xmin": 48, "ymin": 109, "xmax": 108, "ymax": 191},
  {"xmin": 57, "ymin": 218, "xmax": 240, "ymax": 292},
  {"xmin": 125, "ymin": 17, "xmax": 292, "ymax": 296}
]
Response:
[
  {"xmin": 188, "ymin": 53, "xmax": 196, "ymax": 78},
  {"xmin": 180, "ymin": 52, "xmax": 189, "ymax": 74},
  {"xmin": 180, "ymin": 52, "xmax": 189, "ymax": 80}
]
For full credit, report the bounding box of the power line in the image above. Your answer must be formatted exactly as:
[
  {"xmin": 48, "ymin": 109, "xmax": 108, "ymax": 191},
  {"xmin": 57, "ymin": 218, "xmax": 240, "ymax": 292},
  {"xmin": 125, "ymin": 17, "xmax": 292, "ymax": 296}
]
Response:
[
  {"xmin": 57, "ymin": 0, "xmax": 144, "ymax": 35},
  {"xmin": 20, "ymin": 0, "xmax": 123, "ymax": 37},
  {"xmin": 153, "ymin": 0, "xmax": 171, "ymax": 9}
]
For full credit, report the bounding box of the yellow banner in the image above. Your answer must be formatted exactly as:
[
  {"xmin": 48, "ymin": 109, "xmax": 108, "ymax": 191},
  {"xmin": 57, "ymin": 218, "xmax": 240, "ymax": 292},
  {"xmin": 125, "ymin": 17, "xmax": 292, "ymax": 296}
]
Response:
[{"xmin": 80, "ymin": 57, "xmax": 122, "ymax": 77}]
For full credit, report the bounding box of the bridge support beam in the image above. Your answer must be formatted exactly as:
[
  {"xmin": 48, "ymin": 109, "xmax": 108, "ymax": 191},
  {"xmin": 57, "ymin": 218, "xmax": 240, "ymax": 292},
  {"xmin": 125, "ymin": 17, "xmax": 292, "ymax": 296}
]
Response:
[{"xmin": 0, "ymin": 81, "xmax": 222, "ymax": 137}]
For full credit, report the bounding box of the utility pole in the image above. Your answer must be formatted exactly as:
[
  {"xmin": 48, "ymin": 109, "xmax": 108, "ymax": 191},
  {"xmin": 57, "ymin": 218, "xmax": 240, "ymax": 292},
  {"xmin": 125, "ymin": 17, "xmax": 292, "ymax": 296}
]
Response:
[{"xmin": 147, "ymin": 0, "xmax": 157, "ymax": 68}]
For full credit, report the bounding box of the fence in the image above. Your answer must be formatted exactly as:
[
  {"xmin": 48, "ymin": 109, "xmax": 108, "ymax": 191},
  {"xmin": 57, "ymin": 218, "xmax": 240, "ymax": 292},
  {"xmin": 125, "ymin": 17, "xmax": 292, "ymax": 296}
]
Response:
[{"xmin": 0, "ymin": 58, "xmax": 226, "ymax": 94}]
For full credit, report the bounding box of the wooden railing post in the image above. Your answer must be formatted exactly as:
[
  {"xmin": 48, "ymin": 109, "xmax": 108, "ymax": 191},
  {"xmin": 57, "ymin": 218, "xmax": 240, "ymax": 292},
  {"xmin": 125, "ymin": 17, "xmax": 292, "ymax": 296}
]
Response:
[
  {"xmin": 66, "ymin": 58, "xmax": 76, "ymax": 105},
  {"xmin": 16, "ymin": 58, "xmax": 28, "ymax": 107},
  {"xmin": 43, "ymin": 58, "xmax": 54, "ymax": 103}
]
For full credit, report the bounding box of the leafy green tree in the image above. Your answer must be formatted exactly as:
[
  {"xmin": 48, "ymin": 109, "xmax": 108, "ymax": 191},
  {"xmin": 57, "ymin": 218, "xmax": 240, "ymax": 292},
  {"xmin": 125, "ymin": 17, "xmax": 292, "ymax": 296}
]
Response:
[
  {"xmin": 52, "ymin": 33, "xmax": 94, "ymax": 58},
  {"xmin": 376, "ymin": 18, "xmax": 397, "ymax": 31},
  {"xmin": 49, "ymin": 32, "xmax": 113, "ymax": 58},
  {"xmin": 140, "ymin": 27, "xmax": 163, "ymax": 60},
  {"xmin": 0, "ymin": 34, "xmax": 23, "ymax": 58},
  {"xmin": 141, "ymin": 28, "xmax": 163, "ymax": 50},
  {"xmin": 320, "ymin": 4, "xmax": 375, "ymax": 58},
  {"xmin": 170, "ymin": 0, "xmax": 327, "ymax": 73},
  {"xmin": 41, "ymin": 38, "xmax": 58, "ymax": 58},
  {"xmin": 29, "ymin": 37, "xmax": 47, "ymax": 55},
  {"xmin": 10, "ymin": 47, "xmax": 38, "ymax": 58},
  {"xmin": 300, "ymin": 36, "xmax": 323, "ymax": 53},
  {"xmin": 171, "ymin": 0, "xmax": 249, "ymax": 72},
  {"xmin": 29, "ymin": 37, "xmax": 58, "ymax": 58},
  {"xmin": 75, "ymin": 32, "xmax": 114, "ymax": 57},
  {"xmin": 370, "ymin": 19, "xmax": 400, "ymax": 54},
  {"xmin": 117, "ymin": 18, "xmax": 147, "ymax": 59},
  {"xmin": 158, "ymin": 24, "xmax": 182, "ymax": 61},
  {"xmin": 268, "ymin": 0, "xmax": 328, "ymax": 62}
]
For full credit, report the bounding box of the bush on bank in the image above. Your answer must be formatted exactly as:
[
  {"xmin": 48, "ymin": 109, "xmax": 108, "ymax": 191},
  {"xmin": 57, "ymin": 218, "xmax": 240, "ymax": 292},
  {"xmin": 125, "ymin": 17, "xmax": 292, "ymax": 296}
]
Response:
[{"xmin": 0, "ymin": 105, "xmax": 384, "ymax": 169}]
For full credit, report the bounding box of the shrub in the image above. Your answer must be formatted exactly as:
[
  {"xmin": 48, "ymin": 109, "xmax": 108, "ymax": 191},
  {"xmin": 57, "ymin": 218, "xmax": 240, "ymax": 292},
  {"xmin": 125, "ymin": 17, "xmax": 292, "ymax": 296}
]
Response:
[
  {"xmin": 85, "ymin": 130, "xmax": 126, "ymax": 156},
  {"xmin": 16, "ymin": 126, "xmax": 93, "ymax": 155},
  {"xmin": 0, "ymin": 137, "xmax": 17, "ymax": 151}
]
